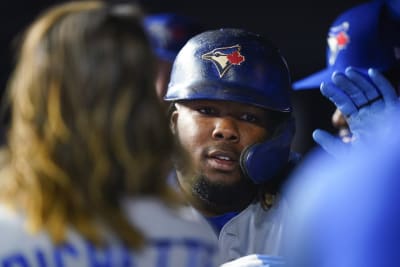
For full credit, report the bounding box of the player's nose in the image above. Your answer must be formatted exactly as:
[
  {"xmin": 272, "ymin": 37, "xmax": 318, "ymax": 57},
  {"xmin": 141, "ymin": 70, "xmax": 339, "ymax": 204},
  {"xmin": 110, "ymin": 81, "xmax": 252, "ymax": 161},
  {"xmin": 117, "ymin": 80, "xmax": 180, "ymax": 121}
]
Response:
[{"xmin": 212, "ymin": 117, "xmax": 239, "ymax": 143}]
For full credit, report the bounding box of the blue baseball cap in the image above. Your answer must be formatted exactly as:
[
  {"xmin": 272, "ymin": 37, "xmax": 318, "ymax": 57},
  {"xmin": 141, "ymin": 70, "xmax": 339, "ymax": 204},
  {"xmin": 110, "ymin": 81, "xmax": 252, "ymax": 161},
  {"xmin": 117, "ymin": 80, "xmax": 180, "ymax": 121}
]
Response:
[
  {"xmin": 293, "ymin": 1, "xmax": 400, "ymax": 90},
  {"xmin": 143, "ymin": 13, "xmax": 204, "ymax": 62}
]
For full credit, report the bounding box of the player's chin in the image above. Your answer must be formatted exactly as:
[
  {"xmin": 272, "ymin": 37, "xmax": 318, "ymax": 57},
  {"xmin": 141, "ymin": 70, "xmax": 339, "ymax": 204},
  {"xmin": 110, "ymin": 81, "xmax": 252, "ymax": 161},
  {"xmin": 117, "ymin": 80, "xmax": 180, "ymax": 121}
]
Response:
[
  {"xmin": 202, "ymin": 168, "xmax": 242, "ymax": 185},
  {"xmin": 192, "ymin": 171, "xmax": 257, "ymax": 213}
]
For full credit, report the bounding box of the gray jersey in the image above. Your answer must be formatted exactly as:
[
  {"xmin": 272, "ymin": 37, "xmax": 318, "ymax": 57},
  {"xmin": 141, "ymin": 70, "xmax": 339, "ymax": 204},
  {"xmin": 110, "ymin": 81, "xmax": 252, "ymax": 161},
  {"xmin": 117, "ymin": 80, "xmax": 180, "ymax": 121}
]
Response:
[
  {"xmin": 217, "ymin": 200, "xmax": 289, "ymax": 262},
  {"xmin": 188, "ymin": 199, "xmax": 289, "ymax": 264},
  {"xmin": 0, "ymin": 198, "xmax": 219, "ymax": 267}
]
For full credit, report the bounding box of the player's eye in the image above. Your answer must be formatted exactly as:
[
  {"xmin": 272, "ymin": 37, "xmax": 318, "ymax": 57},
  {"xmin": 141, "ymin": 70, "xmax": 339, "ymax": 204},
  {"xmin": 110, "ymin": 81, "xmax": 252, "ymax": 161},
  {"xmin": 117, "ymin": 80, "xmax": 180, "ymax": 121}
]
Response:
[
  {"xmin": 197, "ymin": 106, "xmax": 217, "ymax": 115},
  {"xmin": 240, "ymin": 113, "xmax": 259, "ymax": 123}
]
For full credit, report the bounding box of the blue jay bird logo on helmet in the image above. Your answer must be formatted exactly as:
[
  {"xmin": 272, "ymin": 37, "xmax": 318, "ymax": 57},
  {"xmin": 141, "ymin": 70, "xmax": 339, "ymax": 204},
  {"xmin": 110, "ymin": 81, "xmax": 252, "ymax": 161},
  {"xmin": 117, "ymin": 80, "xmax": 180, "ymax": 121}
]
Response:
[
  {"xmin": 201, "ymin": 44, "xmax": 245, "ymax": 78},
  {"xmin": 327, "ymin": 22, "xmax": 350, "ymax": 65}
]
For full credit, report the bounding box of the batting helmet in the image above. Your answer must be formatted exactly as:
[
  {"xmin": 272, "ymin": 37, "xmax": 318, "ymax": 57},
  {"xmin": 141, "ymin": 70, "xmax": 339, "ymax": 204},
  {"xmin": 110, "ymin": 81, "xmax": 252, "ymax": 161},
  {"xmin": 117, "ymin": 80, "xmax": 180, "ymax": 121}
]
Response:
[{"xmin": 165, "ymin": 28, "xmax": 295, "ymax": 184}]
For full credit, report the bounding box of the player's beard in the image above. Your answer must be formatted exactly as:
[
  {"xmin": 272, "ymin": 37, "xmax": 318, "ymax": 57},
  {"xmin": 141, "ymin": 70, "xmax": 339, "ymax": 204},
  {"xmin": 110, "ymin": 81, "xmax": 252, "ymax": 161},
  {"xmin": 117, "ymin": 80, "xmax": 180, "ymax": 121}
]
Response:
[{"xmin": 191, "ymin": 172, "xmax": 258, "ymax": 215}]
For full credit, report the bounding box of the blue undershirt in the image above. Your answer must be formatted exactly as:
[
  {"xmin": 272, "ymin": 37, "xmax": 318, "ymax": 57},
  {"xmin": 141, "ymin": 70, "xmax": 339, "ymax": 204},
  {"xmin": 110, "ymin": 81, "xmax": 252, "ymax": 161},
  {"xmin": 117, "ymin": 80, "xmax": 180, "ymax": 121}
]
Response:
[{"xmin": 205, "ymin": 211, "xmax": 239, "ymax": 235}]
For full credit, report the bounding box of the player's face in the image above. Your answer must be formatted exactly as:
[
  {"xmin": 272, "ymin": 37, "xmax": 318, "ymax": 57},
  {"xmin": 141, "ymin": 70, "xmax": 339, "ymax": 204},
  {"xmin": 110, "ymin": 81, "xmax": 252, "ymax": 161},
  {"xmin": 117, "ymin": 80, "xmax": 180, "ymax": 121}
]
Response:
[{"xmin": 171, "ymin": 100, "xmax": 273, "ymax": 215}]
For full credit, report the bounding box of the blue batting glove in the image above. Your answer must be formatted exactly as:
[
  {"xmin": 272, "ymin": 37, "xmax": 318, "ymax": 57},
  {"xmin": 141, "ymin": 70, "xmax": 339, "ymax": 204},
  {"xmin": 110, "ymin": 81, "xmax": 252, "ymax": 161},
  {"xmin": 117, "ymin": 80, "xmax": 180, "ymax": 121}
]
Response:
[
  {"xmin": 313, "ymin": 67, "xmax": 400, "ymax": 156},
  {"xmin": 220, "ymin": 254, "xmax": 285, "ymax": 267}
]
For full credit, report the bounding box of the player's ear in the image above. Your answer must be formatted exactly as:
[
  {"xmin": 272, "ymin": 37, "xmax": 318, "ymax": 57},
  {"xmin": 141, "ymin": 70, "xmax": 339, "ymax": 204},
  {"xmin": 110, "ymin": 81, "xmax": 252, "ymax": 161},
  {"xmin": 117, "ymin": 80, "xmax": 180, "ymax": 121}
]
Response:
[{"xmin": 170, "ymin": 103, "xmax": 179, "ymax": 134}]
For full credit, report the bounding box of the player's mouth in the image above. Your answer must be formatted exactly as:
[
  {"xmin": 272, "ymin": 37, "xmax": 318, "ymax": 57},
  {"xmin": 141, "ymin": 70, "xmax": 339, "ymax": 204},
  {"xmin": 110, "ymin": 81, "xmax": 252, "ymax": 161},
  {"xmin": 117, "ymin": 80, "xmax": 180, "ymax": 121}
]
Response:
[{"xmin": 206, "ymin": 149, "xmax": 238, "ymax": 172}]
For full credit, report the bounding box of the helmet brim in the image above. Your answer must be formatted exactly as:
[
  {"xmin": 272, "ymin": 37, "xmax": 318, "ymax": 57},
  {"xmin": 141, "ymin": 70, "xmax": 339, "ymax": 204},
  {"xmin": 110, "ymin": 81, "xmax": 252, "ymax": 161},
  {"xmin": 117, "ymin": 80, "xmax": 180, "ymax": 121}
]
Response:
[{"xmin": 165, "ymin": 80, "xmax": 292, "ymax": 112}]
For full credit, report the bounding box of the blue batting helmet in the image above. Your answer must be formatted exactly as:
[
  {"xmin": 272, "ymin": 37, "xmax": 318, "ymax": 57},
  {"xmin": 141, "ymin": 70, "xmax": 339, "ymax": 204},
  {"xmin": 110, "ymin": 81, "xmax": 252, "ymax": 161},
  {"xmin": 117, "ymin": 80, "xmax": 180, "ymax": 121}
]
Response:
[
  {"xmin": 165, "ymin": 28, "xmax": 292, "ymax": 112},
  {"xmin": 293, "ymin": 1, "xmax": 399, "ymax": 90},
  {"xmin": 165, "ymin": 28, "xmax": 294, "ymax": 184}
]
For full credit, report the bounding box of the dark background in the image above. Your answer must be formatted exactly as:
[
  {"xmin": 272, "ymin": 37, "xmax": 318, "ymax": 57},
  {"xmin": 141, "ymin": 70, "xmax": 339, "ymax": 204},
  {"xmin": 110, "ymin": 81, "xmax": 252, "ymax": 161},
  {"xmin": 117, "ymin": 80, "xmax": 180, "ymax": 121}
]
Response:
[{"xmin": 0, "ymin": 0, "xmax": 367, "ymax": 154}]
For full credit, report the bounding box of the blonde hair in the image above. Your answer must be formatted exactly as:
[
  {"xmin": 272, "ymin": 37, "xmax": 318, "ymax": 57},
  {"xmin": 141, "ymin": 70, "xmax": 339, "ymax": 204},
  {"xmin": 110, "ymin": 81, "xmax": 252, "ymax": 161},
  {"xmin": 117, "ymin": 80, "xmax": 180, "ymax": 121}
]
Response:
[{"xmin": 1, "ymin": 0, "xmax": 179, "ymax": 248}]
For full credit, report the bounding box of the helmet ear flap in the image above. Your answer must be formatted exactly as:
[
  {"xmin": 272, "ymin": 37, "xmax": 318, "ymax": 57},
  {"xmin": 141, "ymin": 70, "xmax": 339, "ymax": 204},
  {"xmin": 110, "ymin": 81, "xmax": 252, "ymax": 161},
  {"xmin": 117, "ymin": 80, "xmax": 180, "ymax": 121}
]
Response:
[{"xmin": 240, "ymin": 118, "xmax": 295, "ymax": 184}]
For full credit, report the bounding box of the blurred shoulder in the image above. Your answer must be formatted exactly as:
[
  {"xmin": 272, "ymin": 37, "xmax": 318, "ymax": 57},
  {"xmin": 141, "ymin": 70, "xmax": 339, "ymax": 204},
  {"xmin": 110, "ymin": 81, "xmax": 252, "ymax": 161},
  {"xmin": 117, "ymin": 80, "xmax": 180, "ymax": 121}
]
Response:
[{"xmin": 123, "ymin": 197, "xmax": 217, "ymax": 242}]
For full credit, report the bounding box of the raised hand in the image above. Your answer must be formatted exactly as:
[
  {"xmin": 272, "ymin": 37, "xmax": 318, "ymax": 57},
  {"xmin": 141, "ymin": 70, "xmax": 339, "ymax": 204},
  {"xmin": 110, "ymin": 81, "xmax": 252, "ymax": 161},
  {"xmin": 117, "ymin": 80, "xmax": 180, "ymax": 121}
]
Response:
[{"xmin": 313, "ymin": 67, "xmax": 400, "ymax": 156}]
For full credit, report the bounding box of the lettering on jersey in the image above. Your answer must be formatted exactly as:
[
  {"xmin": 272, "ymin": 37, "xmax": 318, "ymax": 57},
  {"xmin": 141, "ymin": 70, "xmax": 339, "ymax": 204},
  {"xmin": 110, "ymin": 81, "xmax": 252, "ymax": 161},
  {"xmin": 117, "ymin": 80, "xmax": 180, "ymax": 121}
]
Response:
[
  {"xmin": 86, "ymin": 242, "xmax": 112, "ymax": 267},
  {"xmin": 2, "ymin": 254, "xmax": 29, "ymax": 267},
  {"xmin": 153, "ymin": 240, "xmax": 172, "ymax": 267},
  {"xmin": 183, "ymin": 239, "xmax": 207, "ymax": 267},
  {"xmin": 327, "ymin": 21, "xmax": 350, "ymax": 65},
  {"xmin": 0, "ymin": 238, "xmax": 217, "ymax": 267},
  {"xmin": 35, "ymin": 250, "xmax": 48, "ymax": 267},
  {"xmin": 54, "ymin": 243, "xmax": 79, "ymax": 267},
  {"xmin": 201, "ymin": 44, "xmax": 245, "ymax": 78}
]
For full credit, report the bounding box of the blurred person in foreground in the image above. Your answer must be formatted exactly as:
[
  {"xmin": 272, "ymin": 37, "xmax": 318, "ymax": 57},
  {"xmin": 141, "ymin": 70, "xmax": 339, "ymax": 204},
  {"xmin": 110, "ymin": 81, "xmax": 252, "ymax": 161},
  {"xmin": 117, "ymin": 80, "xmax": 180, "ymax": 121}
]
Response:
[
  {"xmin": 282, "ymin": 70, "xmax": 400, "ymax": 267},
  {"xmin": 0, "ymin": 1, "xmax": 218, "ymax": 266}
]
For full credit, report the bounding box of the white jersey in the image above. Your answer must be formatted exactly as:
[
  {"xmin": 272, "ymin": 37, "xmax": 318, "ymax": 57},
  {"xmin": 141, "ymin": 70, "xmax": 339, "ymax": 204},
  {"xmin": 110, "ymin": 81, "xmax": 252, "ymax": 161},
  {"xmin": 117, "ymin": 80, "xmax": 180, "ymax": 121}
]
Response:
[{"xmin": 0, "ymin": 197, "xmax": 219, "ymax": 267}]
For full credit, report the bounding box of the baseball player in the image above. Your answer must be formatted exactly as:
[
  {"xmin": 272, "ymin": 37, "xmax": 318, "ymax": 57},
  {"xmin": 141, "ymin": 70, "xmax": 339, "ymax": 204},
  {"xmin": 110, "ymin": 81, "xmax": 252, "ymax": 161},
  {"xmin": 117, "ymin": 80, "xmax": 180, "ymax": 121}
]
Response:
[
  {"xmin": 164, "ymin": 26, "xmax": 400, "ymax": 266},
  {"xmin": 293, "ymin": 1, "xmax": 400, "ymax": 147},
  {"xmin": 143, "ymin": 13, "xmax": 204, "ymax": 98},
  {"xmin": 0, "ymin": 1, "xmax": 218, "ymax": 267},
  {"xmin": 165, "ymin": 28, "xmax": 295, "ymax": 265}
]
